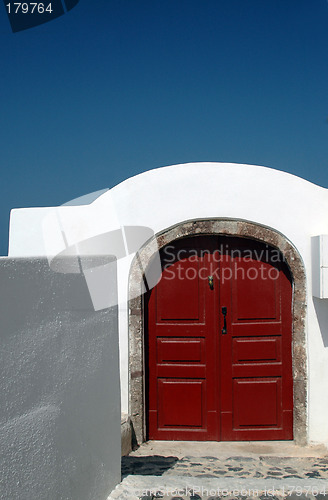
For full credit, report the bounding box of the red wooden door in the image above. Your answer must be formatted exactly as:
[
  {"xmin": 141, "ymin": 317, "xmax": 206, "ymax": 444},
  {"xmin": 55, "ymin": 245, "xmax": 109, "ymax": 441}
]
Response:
[{"xmin": 146, "ymin": 236, "xmax": 293, "ymax": 441}]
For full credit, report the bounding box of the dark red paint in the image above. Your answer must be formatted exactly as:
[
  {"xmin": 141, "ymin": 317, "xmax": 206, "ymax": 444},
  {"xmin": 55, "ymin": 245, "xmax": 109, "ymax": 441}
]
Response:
[{"xmin": 146, "ymin": 236, "xmax": 293, "ymax": 441}]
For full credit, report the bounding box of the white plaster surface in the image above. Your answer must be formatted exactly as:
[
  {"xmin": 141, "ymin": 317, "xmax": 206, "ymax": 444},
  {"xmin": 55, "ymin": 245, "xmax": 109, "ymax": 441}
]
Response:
[
  {"xmin": 311, "ymin": 235, "xmax": 328, "ymax": 298},
  {"xmin": 7, "ymin": 162, "xmax": 328, "ymax": 444},
  {"xmin": 0, "ymin": 257, "xmax": 121, "ymax": 500}
]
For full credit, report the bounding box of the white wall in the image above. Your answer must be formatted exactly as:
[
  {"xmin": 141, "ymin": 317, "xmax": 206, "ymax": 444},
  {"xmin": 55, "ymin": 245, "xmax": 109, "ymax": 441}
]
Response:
[
  {"xmin": 8, "ymin": 162, "xmax": 328, "ymax": 444},
  {"xmin": 0, "ymin": 257, "xmax": 121, "ymax": 500}
]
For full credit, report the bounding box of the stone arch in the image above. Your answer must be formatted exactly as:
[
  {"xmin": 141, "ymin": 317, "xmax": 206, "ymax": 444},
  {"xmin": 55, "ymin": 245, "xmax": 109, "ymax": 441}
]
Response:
[{"xmin": 128, "ymin": 219, "xmax": 307, "ymax": 445}]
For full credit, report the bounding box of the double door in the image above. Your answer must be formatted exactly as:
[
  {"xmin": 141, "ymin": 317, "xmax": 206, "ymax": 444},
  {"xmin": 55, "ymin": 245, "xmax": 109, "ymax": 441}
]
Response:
[{"xmin": 146, "ymin": 235, "xmax": 293, "ymax": 441}]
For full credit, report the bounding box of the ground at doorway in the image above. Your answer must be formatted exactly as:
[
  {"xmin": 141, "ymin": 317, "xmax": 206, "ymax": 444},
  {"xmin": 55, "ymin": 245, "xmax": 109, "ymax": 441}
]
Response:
[{"xmin": 108, "ymin": 441, "xmax": 328, "ymax": 500}]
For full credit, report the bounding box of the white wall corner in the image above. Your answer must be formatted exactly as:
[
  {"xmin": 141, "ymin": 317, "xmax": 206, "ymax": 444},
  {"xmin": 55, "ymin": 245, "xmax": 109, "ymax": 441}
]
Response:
[{"xmin": 311, "ymin": 235, "xmax": 328, "ymax": 298}]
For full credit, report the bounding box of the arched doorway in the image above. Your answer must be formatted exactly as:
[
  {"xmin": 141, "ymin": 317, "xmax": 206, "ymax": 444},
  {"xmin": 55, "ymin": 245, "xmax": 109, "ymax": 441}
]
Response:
[
  {"xmin": 128, "ymin": 219, "xmax": 307, "ymax": 445},
  {"xmin": 145, "ymin": 235, "xmax": 293, "ymax": 441}
]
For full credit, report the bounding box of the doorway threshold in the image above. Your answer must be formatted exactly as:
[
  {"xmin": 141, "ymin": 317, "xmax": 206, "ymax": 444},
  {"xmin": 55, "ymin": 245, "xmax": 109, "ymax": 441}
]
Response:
[{"xmin": 131, "ymin": 440, "xmax": 327, "ymax": 459}]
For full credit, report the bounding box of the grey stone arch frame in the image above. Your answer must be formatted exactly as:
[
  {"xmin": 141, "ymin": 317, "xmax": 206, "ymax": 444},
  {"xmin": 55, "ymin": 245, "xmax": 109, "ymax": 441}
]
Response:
[{"xmin": 128, "ymin": 219, "xmax": 307, "ymax": 446}]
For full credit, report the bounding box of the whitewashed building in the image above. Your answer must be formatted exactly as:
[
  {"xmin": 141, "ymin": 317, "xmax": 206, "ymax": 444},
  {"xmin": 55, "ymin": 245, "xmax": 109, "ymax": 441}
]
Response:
[{"xmin": 7, "ymin": 162, "xmax": 328, "ymax": 450}]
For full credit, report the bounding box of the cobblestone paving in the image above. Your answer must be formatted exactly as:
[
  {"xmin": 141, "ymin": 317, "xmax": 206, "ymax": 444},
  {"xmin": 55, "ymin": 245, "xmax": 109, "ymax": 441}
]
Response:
[
  {"xmin": 121, "ymin": 456, "xmax": 328, "ymax": 480},
  {"xmin": 107, "ymin": 456, "xmax": 328, "ymax": 500}
]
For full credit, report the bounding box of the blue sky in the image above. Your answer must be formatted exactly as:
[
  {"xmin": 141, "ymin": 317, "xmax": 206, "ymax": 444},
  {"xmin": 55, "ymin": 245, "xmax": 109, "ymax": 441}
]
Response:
[{"xmin": 0, "ymin": 0, "xmax": 328, "ymax": 255}]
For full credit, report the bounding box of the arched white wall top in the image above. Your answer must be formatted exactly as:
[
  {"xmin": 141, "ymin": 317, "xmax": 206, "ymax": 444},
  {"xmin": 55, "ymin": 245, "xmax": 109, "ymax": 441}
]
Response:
[
  {"xmin": 8, "ymin": 162, "xmax": 328, "ymax": 258},
  {"xmin": 99, "ymin": 162, "xmax": 328, "ymax": 244}
]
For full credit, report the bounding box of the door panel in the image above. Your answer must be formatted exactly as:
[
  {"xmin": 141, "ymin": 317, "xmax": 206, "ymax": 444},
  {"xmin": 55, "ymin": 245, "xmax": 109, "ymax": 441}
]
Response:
[
  {"xmin": 232, "ymin": 337, "xmax": 281, "ymax": 364},
  {"xmin": 157, "ymin": 338, "xmax": 204, "ymax": 364},
  {"xmin": 146, "ymin": 236, "xmax": 293, "ymax": 441},
  {"xmin": 158, "ymin": 379, "xmax": 205, "ymax": 428},
  {"xmin": 147, "ymin": 237, "xmax": 219, "ymax": 440},
  {"xmin": 157, "ymin": 260, "xmax": 201, "ymax": 320},
  {"xmin": 233, "ymin": 378, "xmax": 282, "ymax": 427},
  {"xmin": 232, "ymin": 262, "xmax": 278, "ymax": 320}
]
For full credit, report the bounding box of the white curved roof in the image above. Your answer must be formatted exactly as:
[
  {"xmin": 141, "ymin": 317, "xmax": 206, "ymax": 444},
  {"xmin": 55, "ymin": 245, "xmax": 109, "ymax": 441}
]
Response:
[{"xmin": 8, "ymin": 162, "xmax": 328, "ymax": 257}]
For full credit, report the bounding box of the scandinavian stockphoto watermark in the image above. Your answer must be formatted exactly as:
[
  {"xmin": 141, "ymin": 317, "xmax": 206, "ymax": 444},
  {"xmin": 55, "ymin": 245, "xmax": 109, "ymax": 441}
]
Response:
[
  {"xmin": 163, "ymin": 244, "xmax": 285, "ymax": 264},
  {"xmin": 41, "ymin": 190, "xmax": 285, "ymax": 311},
  {"xmin": 131, "ymin": 484, "xmax": 328, "ymax": 498},
  {"xmin": 161, "ymin": 243, "xmax": 284, "ymax": 283},
  {"xmin": 162, "ymin": 261, "xmax": 280, "ymax": 283},
  {"xmin": 41, "ymin": 189, "xmax": 162, "ymax": 311}
]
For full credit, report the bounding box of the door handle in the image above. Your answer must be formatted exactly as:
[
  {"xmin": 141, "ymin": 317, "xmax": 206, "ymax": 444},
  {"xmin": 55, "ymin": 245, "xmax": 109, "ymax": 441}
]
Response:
[{"xmin": 221, "ymin": 306, "xmax": 227, "ymax": 335}]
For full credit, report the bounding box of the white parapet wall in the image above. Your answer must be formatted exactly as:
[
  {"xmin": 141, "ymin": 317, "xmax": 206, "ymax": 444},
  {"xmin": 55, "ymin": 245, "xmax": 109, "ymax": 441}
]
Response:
[
  {"xmin": 0, "ymin": 256, "xmax": 121, "ymax": 500},
  {"xmin": 7, "ymin": 162, "xmax": 328, "ymax": 445}
]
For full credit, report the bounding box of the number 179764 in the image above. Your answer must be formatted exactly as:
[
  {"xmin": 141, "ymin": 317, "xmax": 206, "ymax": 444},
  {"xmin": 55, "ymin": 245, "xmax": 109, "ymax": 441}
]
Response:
[{"xmin": 6, "ymin": 3, "xmax": 53, "ymax": 14}]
